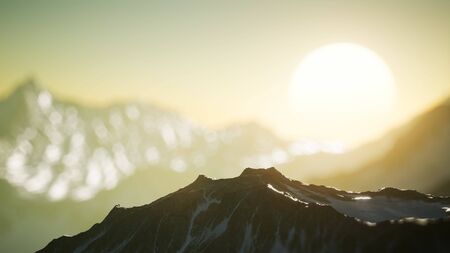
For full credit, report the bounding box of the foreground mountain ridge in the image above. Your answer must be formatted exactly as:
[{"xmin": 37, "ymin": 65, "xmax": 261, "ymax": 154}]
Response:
[{"xmin": 38, "ymin": 168, "xmax": 450, "ymax": 253}]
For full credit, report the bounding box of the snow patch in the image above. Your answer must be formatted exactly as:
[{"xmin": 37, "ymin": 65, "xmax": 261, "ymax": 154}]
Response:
[
  {"xmin": 353, "ymin": 196, "xmax": 372, "ymax": 200},
  {"xmin": 283, "ymin": 183, "xmax": 449, "ymax": 222},
  {"xmin": 267, "ymin": 184, "xmax": 309, "ymax": 205},
  {"xmin": 177, "ymin": 192, "xmax": 221, "ymax": 253}
]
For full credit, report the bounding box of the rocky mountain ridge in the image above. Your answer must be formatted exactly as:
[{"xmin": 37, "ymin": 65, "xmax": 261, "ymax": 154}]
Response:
[{"xmin": 38, "ymin": 168, "xmax": 450, "ymax": 253}]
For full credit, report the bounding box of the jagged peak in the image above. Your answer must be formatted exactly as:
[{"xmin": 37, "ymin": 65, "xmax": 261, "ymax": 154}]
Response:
[{"xmin": 190, "ymin": 174, "xmax": 213, "ymax": 186}]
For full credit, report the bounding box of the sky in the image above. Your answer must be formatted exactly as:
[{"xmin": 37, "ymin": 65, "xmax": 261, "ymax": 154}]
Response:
[{"xmin": 0, "ymin": 0, "xmax": 449, "ymax": 147}]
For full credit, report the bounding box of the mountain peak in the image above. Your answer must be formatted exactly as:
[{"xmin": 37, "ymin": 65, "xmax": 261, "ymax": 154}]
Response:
[
  {"xmin": 191, "ymin": 174, "xmax": 213, "ymax": 186},
  {"xmin": 17, "ymin": 77, "xmax": 41, "ymax": 92},
  {"xmin": 11, "ymin": 77, "xmax": 45, "ymax": 99},
  {"xmin": 240, "ymin": 167, "xmax": 285, "ymax": 179},
  {"xmin": 38, "ymin": 167, "xmax": 450, "ymax": 253}
]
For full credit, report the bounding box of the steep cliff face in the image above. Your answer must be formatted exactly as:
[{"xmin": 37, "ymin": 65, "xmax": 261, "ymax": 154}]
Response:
[{"xmin": 38, "ymin": 168, "xmax": 450, "ymax": 253}]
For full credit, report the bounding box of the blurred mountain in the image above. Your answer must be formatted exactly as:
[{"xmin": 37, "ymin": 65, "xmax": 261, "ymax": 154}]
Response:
[
  {"xmin": 1, "ymin": 79, "xmax": 395, "ymax": 204},
  {"xmin": 314, "ymin": 99, "xmax": 450, "ymax": 195},
  {"xmin": 0, "ymin": 79, "xmax": 293, "ymax": 201},
  {"xmin": 38, "ymin": 168, "xmax": 450, "ymax": 253}
]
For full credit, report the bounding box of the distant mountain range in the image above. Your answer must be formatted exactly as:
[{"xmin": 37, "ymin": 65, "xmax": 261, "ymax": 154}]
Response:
[
  {"xmin": 314, "ymin": 99, "xmax": 450, "ymax": 195},
  {"xmin": 0, "ymin": 79, "xmax": 299, "ymax": 201},
  {"xmin": 38, "ymin": 168, "xmax": 450, "ymax": 253},
  {"xmin": 0, "ymin": 79, "xmax": 400, "ymax": 204}
]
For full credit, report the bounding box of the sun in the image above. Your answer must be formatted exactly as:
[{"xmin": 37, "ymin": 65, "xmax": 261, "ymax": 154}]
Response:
[{"xmin": 289, "ymin": 43, "xmax": 396, "ymax": 143}]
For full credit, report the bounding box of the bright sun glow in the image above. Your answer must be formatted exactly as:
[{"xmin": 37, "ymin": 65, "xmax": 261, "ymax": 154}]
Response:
[{"xmin": 289, "ymin": 43, "xmax": 396, "ymax": 143}]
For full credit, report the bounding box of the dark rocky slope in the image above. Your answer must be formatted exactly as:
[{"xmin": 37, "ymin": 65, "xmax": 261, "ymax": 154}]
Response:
[{"xmin": 38, "ymin": 168, "xmax": 450, "ymax": 253}]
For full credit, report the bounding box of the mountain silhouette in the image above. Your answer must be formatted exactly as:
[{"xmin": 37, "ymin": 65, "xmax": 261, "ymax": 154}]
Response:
[{"xmin": 38, "ymin": 168, "xmax": 450, "ymax": 253}]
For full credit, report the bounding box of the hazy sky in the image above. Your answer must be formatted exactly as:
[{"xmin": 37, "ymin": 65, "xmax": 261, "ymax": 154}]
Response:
[{"xmin": 0, "ymin": 0, "xmax": 449, "ymax": 147}]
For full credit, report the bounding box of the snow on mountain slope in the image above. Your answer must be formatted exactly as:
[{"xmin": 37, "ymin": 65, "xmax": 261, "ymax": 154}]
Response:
[
  {"xmin": 38, "ymin": 168, "xmax": 450, "ymax": 253},
  {"xmin": 244, "ymin": 168, "xmax": 450, "ymax": 223}
]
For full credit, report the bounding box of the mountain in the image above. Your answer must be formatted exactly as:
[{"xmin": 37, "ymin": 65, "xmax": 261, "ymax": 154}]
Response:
[
  {"xmin": 314, "ymin": 100, "xmax": 450, "ymax": 195},
  {"xmin": 38, "ymin": 168, "xmax": 450, "ymax": 253},
  {"xmin": 0, "ymin": 79, "xmax": 294, "ymax": 201}
]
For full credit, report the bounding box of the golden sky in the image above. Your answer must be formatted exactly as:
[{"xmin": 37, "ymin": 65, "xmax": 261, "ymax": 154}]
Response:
[{"xmin": 0, "ymin": 0, "xmax": 449, "ymax": 147}]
